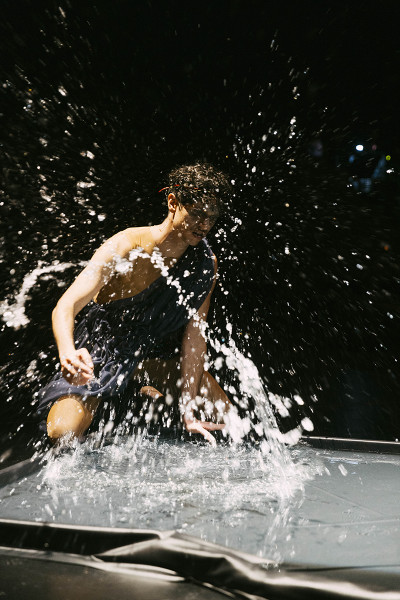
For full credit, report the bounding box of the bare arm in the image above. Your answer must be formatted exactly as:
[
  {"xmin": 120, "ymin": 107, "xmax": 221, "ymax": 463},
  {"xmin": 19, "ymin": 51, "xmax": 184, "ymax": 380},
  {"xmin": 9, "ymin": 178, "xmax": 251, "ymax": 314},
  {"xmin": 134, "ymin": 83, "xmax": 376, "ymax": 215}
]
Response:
[
  {"xmin": 180, "ymin": 293, "xmax": 210, "ymax": 407},
  {"xmin": 52, "ymin": 230, "xmax": 134, "ymax": 384},
  {"xmin": 180, "ymin": 256, "xmax": 224, "ymax": 445}
]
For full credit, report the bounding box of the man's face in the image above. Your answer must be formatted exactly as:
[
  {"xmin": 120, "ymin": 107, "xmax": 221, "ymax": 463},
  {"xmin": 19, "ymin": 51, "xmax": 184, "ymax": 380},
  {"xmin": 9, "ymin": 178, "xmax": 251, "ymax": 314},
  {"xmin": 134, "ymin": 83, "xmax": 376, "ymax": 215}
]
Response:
[{"xmin": 178, "ymin": 201, "xmax": 220, "ymax": 244}]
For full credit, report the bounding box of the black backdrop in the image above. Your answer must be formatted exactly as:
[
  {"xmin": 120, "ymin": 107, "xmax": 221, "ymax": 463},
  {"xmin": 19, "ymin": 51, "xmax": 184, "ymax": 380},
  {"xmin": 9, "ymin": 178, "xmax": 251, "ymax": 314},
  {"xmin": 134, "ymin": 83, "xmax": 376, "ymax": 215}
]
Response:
[{"xmin": 1, "ymin": 0, "xmax": 400, "ymax": 447}]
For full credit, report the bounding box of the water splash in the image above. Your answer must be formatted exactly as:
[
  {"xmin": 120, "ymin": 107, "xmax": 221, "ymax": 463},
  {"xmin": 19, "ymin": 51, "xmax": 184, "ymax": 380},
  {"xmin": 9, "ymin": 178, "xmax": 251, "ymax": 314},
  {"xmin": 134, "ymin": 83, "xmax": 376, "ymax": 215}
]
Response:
[
  {"xmin": 0, "ymin": 436, "xmax": 324, "ymax": 562},
  {"xmin": 146, "ymin": 248, "xmax": 310, "ymax": 460},
  {"xmin": 0, "ymin": 261, "xmax": 85, "ymax": 329},
  {"xmin": 4, "ymin": 246, "xmax": 311, "ymax": 461},
  {"xmin": 86, "ymin": 247, "xmax": 312, "ymax": 470}
]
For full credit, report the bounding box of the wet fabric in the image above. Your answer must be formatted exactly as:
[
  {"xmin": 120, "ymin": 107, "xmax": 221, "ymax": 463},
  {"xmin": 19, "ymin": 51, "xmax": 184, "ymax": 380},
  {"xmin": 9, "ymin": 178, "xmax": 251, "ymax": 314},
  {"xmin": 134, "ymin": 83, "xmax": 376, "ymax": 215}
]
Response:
[
  {"xmin": 35, "ymin": 240, "xmax": 214, "ymax": 415},
  {"xmin": 145, "ymin": 325, "xmax": 185, "ymax": 361}
]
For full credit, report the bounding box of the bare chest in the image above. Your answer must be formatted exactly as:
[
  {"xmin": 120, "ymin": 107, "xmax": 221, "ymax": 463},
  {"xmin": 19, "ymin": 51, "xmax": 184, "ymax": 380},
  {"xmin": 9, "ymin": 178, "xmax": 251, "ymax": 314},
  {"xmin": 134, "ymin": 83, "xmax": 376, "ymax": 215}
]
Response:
[{"xmin": 96, "ymin": 252, "xmax": 177, "ymax": 304}]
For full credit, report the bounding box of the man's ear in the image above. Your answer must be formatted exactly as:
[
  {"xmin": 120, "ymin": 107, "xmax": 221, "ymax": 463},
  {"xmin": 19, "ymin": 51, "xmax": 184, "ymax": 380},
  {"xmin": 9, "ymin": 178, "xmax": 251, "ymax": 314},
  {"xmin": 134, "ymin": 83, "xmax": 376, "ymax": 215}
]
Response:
[{"xmin": 167, "ymin": 193, "xmax": 179, "ymax": 213}]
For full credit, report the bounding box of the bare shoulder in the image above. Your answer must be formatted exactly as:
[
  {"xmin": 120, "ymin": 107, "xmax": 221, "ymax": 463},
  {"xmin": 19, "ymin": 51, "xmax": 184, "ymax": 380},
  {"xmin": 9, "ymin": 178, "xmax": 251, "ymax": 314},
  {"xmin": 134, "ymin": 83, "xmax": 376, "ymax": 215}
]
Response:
[
  {"xmin": 123, "ymin": 226, "xmax": 156, "ymax": 254},
  {"xmin": 93, "ymin": 226, "xmax": 154, "ymax": 262}
]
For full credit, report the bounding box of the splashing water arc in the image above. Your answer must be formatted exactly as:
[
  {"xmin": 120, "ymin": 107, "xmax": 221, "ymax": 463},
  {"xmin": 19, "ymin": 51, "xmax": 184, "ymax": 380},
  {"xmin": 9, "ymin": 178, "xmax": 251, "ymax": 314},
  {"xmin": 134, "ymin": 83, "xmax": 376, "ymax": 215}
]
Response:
[
  {"xmin": 1, "ymin": 247, "xmax": 310, "ymax": 468},
  {"xmin": 1, "ymin": 261, "xmax": 86, "ymax": 330}
]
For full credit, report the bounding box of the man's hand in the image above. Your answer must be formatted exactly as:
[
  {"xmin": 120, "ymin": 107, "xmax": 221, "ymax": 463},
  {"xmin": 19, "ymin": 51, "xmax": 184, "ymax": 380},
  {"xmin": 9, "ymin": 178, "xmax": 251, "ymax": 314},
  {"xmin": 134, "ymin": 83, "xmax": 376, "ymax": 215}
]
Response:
[
  {"xmin": 60, "ymin": 348, "xmax": 94, "ymax": 385},
  {"xmin": 183, "ymin": 415, "xmax": 225, "ymax": 447}
]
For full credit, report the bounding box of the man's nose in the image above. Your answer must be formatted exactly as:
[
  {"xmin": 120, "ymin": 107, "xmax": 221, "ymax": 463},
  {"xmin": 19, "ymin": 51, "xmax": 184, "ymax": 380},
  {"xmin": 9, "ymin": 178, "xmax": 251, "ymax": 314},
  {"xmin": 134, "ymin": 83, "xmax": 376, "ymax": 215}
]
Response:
[{"xmin": 199, "ymin": 216, "xmax": 212, "ymax": 228}]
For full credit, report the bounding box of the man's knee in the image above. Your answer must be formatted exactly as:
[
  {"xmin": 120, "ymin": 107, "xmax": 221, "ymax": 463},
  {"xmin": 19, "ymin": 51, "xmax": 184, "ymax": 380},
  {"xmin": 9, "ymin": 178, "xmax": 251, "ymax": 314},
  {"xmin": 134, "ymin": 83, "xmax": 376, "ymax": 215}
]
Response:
[{"xmin": 46, "ymin": 396, "xmax": 94, "ymax": 441}]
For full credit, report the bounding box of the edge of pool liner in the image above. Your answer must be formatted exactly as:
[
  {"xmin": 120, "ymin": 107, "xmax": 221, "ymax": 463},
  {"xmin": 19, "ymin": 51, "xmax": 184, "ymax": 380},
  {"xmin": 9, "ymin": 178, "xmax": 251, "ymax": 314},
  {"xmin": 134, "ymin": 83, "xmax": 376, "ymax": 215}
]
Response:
[
  {"xmin": 302, "ymin": 436, "xmax": 400, "ymax": 454},
  {"xmin": 0, "ymin": 519, "xmax": 399, "ymax": 600}
]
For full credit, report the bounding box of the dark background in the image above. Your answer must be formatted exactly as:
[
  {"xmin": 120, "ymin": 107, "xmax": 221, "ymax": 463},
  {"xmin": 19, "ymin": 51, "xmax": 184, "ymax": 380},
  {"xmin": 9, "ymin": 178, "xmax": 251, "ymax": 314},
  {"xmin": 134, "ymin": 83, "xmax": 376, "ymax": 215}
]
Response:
[{"xmin": 1, "ymin": 0, "xmax": 400, "ymax": 451}]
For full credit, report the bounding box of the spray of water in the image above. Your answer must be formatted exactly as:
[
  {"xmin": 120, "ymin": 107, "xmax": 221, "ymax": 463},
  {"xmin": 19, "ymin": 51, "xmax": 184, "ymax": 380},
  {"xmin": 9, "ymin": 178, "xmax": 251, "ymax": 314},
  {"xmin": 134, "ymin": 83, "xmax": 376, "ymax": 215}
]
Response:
[
  {"xmin": 119, "ymin": 245, "xmax": 311, "ymax": 468},
  {"xmin": 1, "ymin": 243, "xmax": 312, "ymax": 454},
  {"xmin": 1, "ymin": 261, "xmax": 86, "ymax": 329},
  {"xmin": 2, "ymin": 248, "xmax": 312, "ymax": 465},
  {"xmin": 0, "ymin": 434, "xmax": 325, "ymax": 563}
]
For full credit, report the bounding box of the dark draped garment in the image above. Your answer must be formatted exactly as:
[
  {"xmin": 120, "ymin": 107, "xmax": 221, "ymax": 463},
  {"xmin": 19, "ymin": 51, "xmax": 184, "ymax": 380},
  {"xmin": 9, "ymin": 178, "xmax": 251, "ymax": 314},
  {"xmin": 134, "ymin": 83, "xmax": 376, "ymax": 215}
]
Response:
[{"xmin": 36, "ymin": 239, "xmax": 214, "ymax": 416}]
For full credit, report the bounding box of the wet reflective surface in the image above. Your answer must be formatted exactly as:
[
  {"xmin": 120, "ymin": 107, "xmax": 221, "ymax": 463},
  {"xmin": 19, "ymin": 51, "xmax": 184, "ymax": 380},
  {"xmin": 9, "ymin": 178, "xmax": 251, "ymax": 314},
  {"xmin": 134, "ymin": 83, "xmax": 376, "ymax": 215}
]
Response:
[{"xmin": 1, "ymin": 440, "xmax": 399, "ymax": 567}]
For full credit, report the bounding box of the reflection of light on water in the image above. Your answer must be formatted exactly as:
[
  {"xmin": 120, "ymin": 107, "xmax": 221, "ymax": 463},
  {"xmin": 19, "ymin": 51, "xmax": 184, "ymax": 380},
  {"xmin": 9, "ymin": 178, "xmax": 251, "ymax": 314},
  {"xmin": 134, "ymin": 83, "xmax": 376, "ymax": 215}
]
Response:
[
  {"xmin": 3, "ymin": 445, "xmax": 400, "ymax": 567},
  {"xmin": 0, "ymin": 437, "xmax": 324, "ymax": 562}
]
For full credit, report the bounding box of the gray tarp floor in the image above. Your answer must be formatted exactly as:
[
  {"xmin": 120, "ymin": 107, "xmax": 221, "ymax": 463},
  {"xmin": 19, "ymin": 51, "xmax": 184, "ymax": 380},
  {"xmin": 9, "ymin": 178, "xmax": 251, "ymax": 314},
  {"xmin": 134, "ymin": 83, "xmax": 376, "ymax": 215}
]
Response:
[{"xmin": 1, "ymin": 439, "xmax": 399, "ymax": 573}]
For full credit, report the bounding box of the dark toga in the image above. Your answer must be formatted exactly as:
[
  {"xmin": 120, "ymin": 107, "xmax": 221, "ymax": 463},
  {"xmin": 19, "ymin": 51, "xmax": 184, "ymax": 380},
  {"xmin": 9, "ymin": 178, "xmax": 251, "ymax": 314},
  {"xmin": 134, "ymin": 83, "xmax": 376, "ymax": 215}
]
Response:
[{"xmin": 36, "ymin": 240, "xmax": 214, "ymax": 417}]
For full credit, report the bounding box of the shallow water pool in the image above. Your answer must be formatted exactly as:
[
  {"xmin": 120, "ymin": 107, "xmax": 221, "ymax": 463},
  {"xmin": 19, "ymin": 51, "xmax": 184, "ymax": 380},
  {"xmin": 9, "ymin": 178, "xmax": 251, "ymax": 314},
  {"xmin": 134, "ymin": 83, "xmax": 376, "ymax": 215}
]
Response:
[{"xmin": 1, "ymin": 438, "xmax": 399, "ymax": 567}]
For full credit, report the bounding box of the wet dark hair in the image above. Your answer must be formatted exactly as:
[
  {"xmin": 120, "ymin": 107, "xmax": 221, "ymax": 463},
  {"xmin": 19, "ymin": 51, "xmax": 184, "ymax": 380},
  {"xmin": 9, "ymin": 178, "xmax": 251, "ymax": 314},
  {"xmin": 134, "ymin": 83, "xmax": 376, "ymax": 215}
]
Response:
[{"xmin": 166, "ymin": 162, "xmax": 231, "ymax": 213}]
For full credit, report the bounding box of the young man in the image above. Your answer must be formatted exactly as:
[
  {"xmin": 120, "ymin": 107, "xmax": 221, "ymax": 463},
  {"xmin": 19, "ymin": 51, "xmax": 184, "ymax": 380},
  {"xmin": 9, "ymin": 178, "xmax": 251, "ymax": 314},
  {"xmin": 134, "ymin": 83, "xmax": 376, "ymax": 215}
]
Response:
[{"xmin": 37, "ymin": 163, "xmax": 231, "ymax": 446}]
